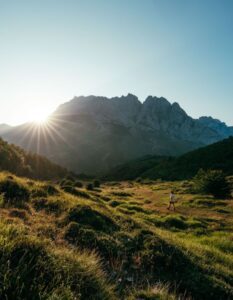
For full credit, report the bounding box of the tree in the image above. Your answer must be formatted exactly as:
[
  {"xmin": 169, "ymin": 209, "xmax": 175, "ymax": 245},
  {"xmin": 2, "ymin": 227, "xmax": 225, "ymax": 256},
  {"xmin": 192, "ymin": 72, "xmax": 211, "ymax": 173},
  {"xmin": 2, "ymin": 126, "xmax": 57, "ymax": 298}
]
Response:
[{"xmin": 193, "ymin": 169, "xmax": 231, "ymax": 199}]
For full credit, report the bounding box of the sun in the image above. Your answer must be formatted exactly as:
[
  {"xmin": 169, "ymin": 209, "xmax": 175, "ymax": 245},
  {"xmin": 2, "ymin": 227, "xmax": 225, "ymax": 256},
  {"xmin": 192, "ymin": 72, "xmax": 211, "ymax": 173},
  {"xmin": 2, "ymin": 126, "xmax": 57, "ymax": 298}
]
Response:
[
  {"xmin": 34, "ymin": 116, "xmax": 48, "ymax": 125},
  {"xmin": 32, "ymin": 111, "xmax": 50, "ymax": 125}
]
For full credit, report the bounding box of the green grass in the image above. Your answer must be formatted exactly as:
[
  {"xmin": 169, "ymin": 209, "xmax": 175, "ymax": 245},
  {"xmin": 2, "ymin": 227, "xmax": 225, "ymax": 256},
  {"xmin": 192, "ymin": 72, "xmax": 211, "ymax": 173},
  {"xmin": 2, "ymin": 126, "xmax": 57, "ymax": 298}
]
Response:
[{"xmin": 0, "ymin": 173, "xmax": 232, "ymax": 299}]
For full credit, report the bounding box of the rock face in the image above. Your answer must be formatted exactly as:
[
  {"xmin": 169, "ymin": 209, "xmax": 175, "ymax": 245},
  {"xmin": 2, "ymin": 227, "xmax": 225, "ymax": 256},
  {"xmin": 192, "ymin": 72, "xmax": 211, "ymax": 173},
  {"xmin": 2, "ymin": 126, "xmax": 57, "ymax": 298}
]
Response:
[
  {"xmin": 198, "ymin": 116, "xmax": 233, "ymax": 139},
  {"xmin": 1, "ymin": 94, "xmax": 232, "ymax": 174}
]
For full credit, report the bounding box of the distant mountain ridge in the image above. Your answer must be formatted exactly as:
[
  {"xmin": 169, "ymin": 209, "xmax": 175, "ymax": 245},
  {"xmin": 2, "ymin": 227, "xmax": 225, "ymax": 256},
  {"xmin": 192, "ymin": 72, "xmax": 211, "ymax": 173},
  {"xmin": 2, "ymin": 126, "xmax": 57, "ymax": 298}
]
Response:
[
  {"xmin": 198, "ymin": 116, "xmax": 233, "ymax": 138},
  {"xmin": 0, "ymin": 124, "xmax": 12, "ymax": 135},
  {"xmin": 1, "ymin": 94, "xmax": 232, "ymax": 174},
  {"xmin": 106, "ymin": 137, "xmax": 233, "ymax": 181}
]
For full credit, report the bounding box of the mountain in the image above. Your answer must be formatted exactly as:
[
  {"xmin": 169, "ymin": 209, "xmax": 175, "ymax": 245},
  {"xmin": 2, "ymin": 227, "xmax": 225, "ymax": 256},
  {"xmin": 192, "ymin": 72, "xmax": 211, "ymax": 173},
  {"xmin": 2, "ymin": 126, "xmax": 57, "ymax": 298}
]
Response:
[
  {"xmin": 0, "ymin": 137, "xmax": 69, "ymax": 180},
  {"xmin": 198, "ymin": 116, "xmax": 233, "ymax": 138},
  {"xmin": 106, "ymin": 137, "xmax": 233, "ymax": 181},
  {"xmin": 0, "ymin": 124, "xmax": 12, "ymax": 135},
  {"xmin": 1, "ymin": 94, "xmax": 232, "ymax": 174}
]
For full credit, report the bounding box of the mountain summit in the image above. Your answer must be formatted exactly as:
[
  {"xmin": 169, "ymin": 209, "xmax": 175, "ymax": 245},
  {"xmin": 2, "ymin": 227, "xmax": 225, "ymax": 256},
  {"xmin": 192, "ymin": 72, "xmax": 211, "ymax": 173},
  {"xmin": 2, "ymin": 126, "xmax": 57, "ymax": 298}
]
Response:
[{"xmin": 1, "ymin": 94, "xmax": 232, "ymax": 174}]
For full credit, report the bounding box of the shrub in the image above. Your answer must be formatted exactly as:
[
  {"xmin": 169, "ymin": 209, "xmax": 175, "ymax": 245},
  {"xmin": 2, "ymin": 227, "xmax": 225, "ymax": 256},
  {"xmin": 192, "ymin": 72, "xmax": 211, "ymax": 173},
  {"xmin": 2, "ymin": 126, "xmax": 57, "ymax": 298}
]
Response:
[
  {"xmin": 59, "ymin": 179, "xmax": 74, "ymax": 188},
  {"xmin": 86, "ymin": 183, "xmax": 94, "ymax": 190},
  {"xmin": 193, "ymin": 169, "xmax": 231, "ymax": 198},
  {"xmin": 0, "ymin": 179, "xmax": 30, "ymax": 207},
  {"xmin": 32, "ymin": 184, "xmax": 59, "ymax": 198},
  {"xmin": 74, "ymin": 181, "xmax": 83, "ymax": 188},
  {"xmin": 43, "ymin": 184, "xmax": 59, "ymax": 195},
  {"xmin": 93, "ymin": 180, "xmax": 100, "ymax": 188}
]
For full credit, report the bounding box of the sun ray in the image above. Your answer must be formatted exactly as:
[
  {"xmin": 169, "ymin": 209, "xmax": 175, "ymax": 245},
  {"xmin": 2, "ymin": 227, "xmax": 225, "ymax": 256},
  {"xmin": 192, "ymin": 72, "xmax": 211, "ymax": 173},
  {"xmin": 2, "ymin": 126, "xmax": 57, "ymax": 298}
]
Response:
[{"xmin": 10, "ymin": 112, "xmax": 82, "ymax": 161}]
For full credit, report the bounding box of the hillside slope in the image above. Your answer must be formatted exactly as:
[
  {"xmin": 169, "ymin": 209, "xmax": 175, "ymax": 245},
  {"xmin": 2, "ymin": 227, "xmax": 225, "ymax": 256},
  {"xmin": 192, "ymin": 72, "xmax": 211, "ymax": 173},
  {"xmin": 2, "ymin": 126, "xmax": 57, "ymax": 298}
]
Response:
[
  {"xmin": 0, "ymin": 138, "xmax": 69, "ymax": 180},
  {"xmin": 2, "ymin": 94, "xmax": 232, "ymax": 174},
  {"xmin": 0, "ymin": 173, "xmax": 232, "ymax": 299},
  {"xmin": 107, "ymin": 137, "xmax": 233, "ymax": 181}
]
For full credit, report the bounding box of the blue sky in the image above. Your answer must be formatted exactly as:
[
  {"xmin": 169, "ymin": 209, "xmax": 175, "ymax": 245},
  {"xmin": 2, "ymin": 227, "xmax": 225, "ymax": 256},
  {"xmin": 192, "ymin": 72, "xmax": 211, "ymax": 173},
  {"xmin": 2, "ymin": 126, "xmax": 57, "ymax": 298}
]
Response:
[{"xmin": 0, "ymin": 0, "xmax": 233, "ymax": 125}]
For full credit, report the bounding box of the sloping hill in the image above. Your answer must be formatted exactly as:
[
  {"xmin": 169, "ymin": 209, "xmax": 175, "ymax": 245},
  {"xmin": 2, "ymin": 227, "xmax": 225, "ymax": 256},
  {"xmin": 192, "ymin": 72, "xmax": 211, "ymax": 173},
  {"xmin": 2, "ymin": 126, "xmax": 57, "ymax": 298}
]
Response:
[
  {"xmin": 0, "ymin": 138, "xmax": 69, "ymax": 180},
  {"xmin": 107, "ymin": 137, "xmax": 233, "ymax": 181},
  {"xmin": 0, "ymin": 173, "xmax": 232, "ymax": 299}
]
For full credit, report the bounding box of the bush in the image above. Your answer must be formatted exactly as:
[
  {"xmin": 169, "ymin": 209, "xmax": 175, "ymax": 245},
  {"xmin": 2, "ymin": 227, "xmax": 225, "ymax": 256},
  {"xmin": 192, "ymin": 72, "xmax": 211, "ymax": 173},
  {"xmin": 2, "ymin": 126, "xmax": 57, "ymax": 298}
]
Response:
[
  {"xmin": 193, "ymin": 169, "xmax": 231, "ymax": 198},
  {"xmin": 86, "ymin": 183, "xmax": 94, "ymax": 190},
  {"xmin": 43, "ymin": 184, "xmax": 59, "ymax": 195},
  {"xmin": 74, "ymin": 181, "xmax": 83, "ymax": 188},
  {"xmin": 59, "ymin": 179, "xmax": 74, "ymax": 188},
  {"xmin": 0, "ymin": 179, "xmax": 30, "ymax": 206},
  {"xmin": 93, "ymin": 180, "xmax": 100, "ymax": 188}
]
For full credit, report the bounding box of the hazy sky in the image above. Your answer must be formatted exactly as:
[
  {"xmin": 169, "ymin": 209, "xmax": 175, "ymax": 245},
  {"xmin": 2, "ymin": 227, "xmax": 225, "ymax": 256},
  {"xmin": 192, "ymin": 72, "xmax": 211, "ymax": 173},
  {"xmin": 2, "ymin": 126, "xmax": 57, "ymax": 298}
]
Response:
[{"xmin": 0, "ymin": 0, "xmax": 233, "ymax": 125}]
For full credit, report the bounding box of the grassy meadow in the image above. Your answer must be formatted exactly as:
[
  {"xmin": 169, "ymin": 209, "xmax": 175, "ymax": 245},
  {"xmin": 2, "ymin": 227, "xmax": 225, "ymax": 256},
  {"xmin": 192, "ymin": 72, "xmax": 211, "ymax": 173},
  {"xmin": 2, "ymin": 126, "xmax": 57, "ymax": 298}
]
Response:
[{"xmin": 0, "ymin": 172, "xmax": 232, "ymax": 299}]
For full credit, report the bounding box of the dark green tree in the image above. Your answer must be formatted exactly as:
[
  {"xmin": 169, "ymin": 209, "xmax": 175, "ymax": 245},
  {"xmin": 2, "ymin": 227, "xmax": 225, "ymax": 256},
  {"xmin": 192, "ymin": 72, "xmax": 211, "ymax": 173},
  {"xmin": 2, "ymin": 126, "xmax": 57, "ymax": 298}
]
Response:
[{"xmin": 193, "ymin": 169, "xmax": 231, "ymax": 199}]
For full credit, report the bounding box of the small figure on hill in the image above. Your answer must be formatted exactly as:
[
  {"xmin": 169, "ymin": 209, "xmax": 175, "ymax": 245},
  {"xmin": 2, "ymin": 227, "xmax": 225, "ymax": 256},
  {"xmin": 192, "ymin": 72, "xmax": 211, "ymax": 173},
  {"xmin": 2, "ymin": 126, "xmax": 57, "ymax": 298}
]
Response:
[{"xmin": 167, "ymin": 190, "xmax": 176, "ymax": 211}]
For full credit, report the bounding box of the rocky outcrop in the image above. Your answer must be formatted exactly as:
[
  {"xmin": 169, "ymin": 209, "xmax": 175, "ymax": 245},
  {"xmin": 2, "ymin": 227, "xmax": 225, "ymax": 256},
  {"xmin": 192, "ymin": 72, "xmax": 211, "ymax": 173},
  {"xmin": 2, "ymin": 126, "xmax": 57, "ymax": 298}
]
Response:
[{"xmin": 198, "ymin": 116, "xmax": 233, "ymax": 139}]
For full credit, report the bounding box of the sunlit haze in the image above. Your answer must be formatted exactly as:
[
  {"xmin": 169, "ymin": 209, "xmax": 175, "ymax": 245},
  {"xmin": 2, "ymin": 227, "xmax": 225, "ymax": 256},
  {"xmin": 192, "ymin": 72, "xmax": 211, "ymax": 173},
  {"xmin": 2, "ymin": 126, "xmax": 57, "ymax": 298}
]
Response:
[
  {"xmin": 0, "ymin": 0, "xmax": 233, "ymax": 125},
  {"xmin": 29, "ymin": 108, "xmax": 52, "ymax": 125}
]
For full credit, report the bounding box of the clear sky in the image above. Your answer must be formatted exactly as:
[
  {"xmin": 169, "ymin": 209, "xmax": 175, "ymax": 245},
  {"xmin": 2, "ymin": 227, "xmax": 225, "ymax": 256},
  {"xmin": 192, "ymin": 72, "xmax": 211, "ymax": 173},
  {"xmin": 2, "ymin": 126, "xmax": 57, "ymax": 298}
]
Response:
[{"xmin": 0, "ymin": 0, "xmax": 233, "ymax": 125}]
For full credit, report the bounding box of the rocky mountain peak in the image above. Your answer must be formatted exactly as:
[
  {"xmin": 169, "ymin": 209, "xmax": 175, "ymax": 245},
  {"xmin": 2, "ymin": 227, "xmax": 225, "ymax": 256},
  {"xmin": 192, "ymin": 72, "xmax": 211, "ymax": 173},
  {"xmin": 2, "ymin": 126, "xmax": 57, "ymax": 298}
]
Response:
[
  {"xmin": 120, "ymin": 93, "xmax": 139, "ymax": 102},
  {"xmin": 144, "ymin": 96, "xmax": 171, "ymax": 108},
  {"xmin": 2, "ymin": 94, "xmax": 233, "ymax": 174},
  {"xmin": 171, "ymin": 102, "xmax": 187, "ymax": 117},
  {"xmin": 199, "ymin": 116, "xmax": 225, "ymax": 126},
  {"xmin": 198, "ymin": 116, "xmax": 233, "ymax": 138}
]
